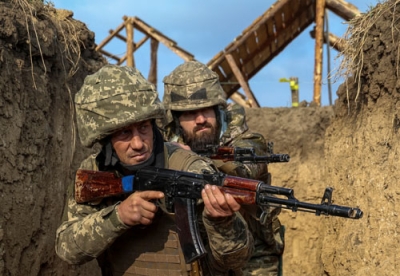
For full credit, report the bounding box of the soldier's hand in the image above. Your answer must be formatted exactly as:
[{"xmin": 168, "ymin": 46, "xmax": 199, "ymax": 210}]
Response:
[
  {"xmin": 117, "ymin": 191, "xmax": 164, "ymax": 226},
  {"xmin": 202, "ymin": 184, "xmax": 240, "ymax": 218}
]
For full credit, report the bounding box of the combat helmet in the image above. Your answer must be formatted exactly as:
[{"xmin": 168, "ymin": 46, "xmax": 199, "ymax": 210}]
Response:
[
  {"xmin": 163, "ymin": 60, "xmax": 227, "ymax": 112},
  {"xmin": 75, "ymin": 65, "xmax": 165, "ymax": 147},
  {"xmin": 162, "ymin": 61, "xmax": 227, "ymax": 138}
]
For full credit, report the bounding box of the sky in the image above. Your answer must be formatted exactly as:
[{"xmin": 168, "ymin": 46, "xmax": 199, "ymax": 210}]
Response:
[{"xmin": 51, "ymin": 0, "xmax": 377, "ymax": 107}]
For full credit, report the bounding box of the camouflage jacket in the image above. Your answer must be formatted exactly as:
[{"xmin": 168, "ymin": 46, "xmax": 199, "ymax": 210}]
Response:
[
  {"xmin": 55, "ymin": 143, "xmax": 253, "ymax": 275},
  {"xmin": 222, "ymin": 104, "xmax": 284, "ymax": 276},
  {"xmin": 219, "ymin": 103, "xmax": 268, "ymax": 181}
]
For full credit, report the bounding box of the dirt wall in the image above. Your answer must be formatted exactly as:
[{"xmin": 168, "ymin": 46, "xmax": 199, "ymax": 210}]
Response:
[
  {"xmin": 0, "ymin": 1, "xmax": 104, "ymax": 275},
  {"xmin": 246, "ymin": 106, "xmax": 335, "ymax": 275},
  {"xmin": 320, "ymin": 1, "xmax": 400, "ymax": 275}
]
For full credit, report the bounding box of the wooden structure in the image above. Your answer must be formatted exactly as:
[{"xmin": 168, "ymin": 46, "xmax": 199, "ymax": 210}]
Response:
[
  {"xmin": 96, "ymin": 16, "xmax": 194, "ymax": 87},
  {"xmin": 95, "ymin": 0, "xmax": 360, "ymax": 107},
  {"xmin": 207, "ymin": 0, "xmax": 361, "ymax": 107}
]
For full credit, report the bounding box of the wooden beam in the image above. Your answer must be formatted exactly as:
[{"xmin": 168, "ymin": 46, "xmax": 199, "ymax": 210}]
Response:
[
  {"xmin": 131, "ymin": 16, "xmax": 195, "ymax": 61},
  {"xmin": 313, "ymin": 0, "xmax": 325, "ymax": 106},
  {"xmin": 326, "ymin": 0, "xmax": 361, "ymax": 21},
  {"xmin": 231, "ymin": 92, "xmax": 252, "ymax": 108},
  {"xmin": 110, "ymin": 30, "xmax": 150, "ymax": 52},
  {"xmin": 96, "ymin": 19, "xmax": 126, "ymax": 51},
  {"xmin": 148, "ymin": 38, "xmax": 159, "ymax": 88},
  {"xmin": 225, "ymin": 54, "xmax": 260, "ymax": 108},
  {"xmin": 309, "ymin": 29, "xmax": 346, "ymax": 52},
  {"xmin": 115, "ymin": 36, "xmax": 151, "ymax": 65},
  {"xmin": 97, "ymin": 49, "xmax": 120, "ymax": 62},
  {"xmin": 126, "ymin": 18, "xmax": 135, "ymax": 67}
]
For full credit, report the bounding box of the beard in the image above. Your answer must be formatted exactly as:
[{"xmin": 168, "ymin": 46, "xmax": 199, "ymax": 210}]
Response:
[{"xmin": 182, "ymin": 122, "xmax": 220, "ymax": 152}]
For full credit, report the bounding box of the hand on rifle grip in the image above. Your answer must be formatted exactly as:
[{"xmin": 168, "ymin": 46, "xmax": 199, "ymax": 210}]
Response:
[
  {"xmin": 202, "ymin": 184, "xmax": 241, "ymax": 218},
  {"xmin": 117, "ymin": 191, "xmax": 164, "ymax": 226}
]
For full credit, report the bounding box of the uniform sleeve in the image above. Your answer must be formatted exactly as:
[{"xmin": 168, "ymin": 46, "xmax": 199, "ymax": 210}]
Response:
[
  {"xmin": 229, "ymin": 132, "xmax": 269, "ymax": 180},
  {"xmin": 55, "ymin": 156, "xmax": 130, "ymax": 264},
  {"xmin": 187, "ymin": 159, "xmax": 253, "ymax": 272}
]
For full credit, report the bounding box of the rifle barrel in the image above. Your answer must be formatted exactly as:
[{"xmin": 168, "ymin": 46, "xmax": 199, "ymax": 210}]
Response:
[{"xmin": 258, "ymin": 194, "xmax": 363, "ymax": 219}]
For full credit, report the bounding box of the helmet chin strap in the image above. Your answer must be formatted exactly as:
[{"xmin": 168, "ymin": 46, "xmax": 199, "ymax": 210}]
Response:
[
  {"xmin": 101, "ymin": 121, "xmax": 165, "ymax": 174},
  {"xmin": 218, "ymin": 106, "xmax": 227, "ymax": 139}
]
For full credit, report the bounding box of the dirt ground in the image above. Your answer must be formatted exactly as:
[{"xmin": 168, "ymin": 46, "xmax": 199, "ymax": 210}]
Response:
[{"xmin": 1, "ymin": 0, "xmax": 399, "ymax": 275}]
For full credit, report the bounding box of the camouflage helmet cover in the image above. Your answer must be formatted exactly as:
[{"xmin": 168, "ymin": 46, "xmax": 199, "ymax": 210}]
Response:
[
  {"xmin": 163, "ymin": 61, "xmax": 227, "ymax": 112},
  {"xmin": 75, "ymin": 65, "xmax": 165, "ymax": 147}
]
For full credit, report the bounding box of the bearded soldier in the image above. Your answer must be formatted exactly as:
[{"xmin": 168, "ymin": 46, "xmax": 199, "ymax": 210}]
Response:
[
  {"xmin": 162, "ymin": 61, "xmax": 284, "ymax": 276},
  {"xmin": 55, "ymin": 65, "xmax": 253, "ymax": 276}
]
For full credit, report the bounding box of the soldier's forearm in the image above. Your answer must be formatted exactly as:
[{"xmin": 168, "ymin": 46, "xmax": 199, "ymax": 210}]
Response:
[
  {"xmin": 202, "ymin": 212, "xmax": 253, "ymax": 270},
  {"xmin": 55, "ymin": 204, "xmax": 129, "ymax": 264}
]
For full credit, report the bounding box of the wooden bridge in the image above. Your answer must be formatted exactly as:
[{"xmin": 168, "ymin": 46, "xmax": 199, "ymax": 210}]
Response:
[{"xmin": 96, "ymin": 0, "xmax": 360, "ymax": 107}]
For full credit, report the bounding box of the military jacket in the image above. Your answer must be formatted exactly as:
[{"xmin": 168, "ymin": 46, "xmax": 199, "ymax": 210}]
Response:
[
  {"xmin": 221, "ymin": 104, "xmax": 284, "ymax": 276},
  {"xmin": 55, "ymin": 143, "xmax": 253, "ymax": 276}
]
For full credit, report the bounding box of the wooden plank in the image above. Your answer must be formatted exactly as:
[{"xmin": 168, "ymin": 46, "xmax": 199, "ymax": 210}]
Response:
[
  {"xmin": 231, "ymin": 92, "xmax": 252, "ymax": 108},
  {"xmin": 326, "ymin": 0, "xmax": 361, "ymax": 20},
  {"xmin": 226, "ymin": 54, "xmax": 260, "ymax": 107},
  {"xmin": 255, "ymin": 25, "xmax": 271, "ymax": 68},
  {"xmin": 280, "ymin": 0, "xmax": 293, "ymax": 43},
  {"xmin": 207, "ymin": 51, "xmax": 224, "ymax": 70},
  {"xmin": 126, "ymin": 19, "xmax": 135, "ymax": 67},
  {"xmin": 274, "ymin": 6, "xmax": 286, "ymax": 49},
  {"xmin": 235, "ymin": 47, "xmax": 249, "ymax": 74},
  {"xmin": 229, "ymin": 0, "xmax": 292, "ymax": 47},
  {"xmin": 288, "ymin": 0, "xmax": 302, "ymax": 39},
  {"xmin": 98, "ymin": 49, "xmax": 120, "ymax": 62},
  {"xmin": 256, "ymin": 23, "xmax": 268, "ymax": 46},
  {"xmin": 207, "ymin": 0, "xmax": 320, "ymax": 98},
  {"xmin": 313, "ymin": 0, "xmax": 326, "ymax": 106},
  {"xmin": 148, "ymin": 38, "xmax": 158, "ymax": 87},
  {"xmin": 111, "ymin": 31, "xmax": 150, "ymax": 53},
  {"xmin": 245, "ymin": 32, "xmax": 259, "ymax": 56},
  {"xmin": 132, "ymin": 16, "xmax": 194, "ymax": 61},
  {"xmin": 267, "ymin": 18, "xmax": 278, "ymax": 54},
  {"xmin": 240, "ymin": 1, "xmax": 316, "ymax": 82},
  {"xmin": 310, "ymin": 29, "xmax": 346, "ymax": 52},
  {"xmin": 96, "ymin": 18, "xmax": 127, "ymax": 51},
  {"xmin": 219, "ymin": 58, "xmax": 237, "ymax": 96}
]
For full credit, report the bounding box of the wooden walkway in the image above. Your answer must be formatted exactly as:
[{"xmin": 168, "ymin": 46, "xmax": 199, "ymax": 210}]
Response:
[
  {"xmin": 207, "ymin": 0, "xmax": 360, "ymax": 107},
  {"xmin": 95, "ymin": 0, "xmax": 360, "ymax": 107}
]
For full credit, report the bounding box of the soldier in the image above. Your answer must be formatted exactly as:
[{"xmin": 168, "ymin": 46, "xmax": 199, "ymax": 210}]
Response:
[
  {"xmin": 55, "ymin": 65, "xmax": 253, "ymax": 276},
  {"xmin": 162, "ymin": 61, "xmax": 285, "ymax": 276}
]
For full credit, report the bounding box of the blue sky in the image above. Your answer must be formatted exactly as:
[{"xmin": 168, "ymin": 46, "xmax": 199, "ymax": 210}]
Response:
[{"xmin": 51, "ymin": 0, "xmax": 376, "ymax": 107}]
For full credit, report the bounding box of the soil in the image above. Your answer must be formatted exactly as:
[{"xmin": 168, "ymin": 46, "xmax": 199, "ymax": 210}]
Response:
[{"xmin": 0, "ymin": 0, "xmax": 399, "ymax": 275}]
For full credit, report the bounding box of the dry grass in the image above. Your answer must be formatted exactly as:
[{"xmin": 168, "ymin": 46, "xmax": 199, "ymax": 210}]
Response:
[
  {"xmin": 334, "ymin": 0, "xmax": 400, "ymax": 110},
  {"xmin": 10, "ymin": 0, "xmax": 86, "ymax": 164},
  {"xmin": 13, "ymin": 0, "xmax": 47, "ymax": 89}
]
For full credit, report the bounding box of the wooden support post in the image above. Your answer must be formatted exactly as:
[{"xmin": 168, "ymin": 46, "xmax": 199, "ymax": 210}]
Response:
[
  {"xmin": 231, "ymin": 92, "xmax": 252, "ymax": 108},
  {"xmin": 148, "ymin": 38, "xmax": 159, "ymax": 88},
  {"xmin": 126, "ymin": 18, "xmax": 135, "ymax": 67},
  {"xmin": 313, "ymin": 0, "xmax": 325, "ymax": 106},
  {"xmin": 225, "ymin": 54, "xmax": 260, "ymax": 108}
]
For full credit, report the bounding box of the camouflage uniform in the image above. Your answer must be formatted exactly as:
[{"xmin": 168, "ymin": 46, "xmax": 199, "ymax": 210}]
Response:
[
  {"xmin": 55, "ymin": 65, "xmax": 253, "ymax": 276},
  {"xmin": 162, "ymin": 61, "xmax": 284, "ymax": 276}
]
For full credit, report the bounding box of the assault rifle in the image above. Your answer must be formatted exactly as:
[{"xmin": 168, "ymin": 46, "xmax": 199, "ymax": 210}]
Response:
[
  {"xmin": 75, "ymin": 167, "xmax": 363, "ymax": 264},
  {"xmin": 196, "ymin": 142, "xmax": 290, "ymax": 163}
]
